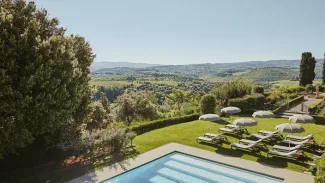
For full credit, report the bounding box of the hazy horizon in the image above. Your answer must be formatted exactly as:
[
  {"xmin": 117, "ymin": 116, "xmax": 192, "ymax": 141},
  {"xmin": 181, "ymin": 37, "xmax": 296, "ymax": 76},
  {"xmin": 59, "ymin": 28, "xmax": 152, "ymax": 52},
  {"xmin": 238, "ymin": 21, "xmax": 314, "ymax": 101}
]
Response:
[{"xmin": 32, "ymin": 0, "xmax": 325, "ymax": 65}]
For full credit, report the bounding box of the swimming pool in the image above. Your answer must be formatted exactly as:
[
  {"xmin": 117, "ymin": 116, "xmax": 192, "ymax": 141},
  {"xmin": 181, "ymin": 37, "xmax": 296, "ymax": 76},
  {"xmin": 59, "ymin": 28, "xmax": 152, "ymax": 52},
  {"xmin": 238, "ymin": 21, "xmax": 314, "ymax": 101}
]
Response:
[{"xmin": 102, "ymin": 152, "xmax": 284, "ymax": 183}]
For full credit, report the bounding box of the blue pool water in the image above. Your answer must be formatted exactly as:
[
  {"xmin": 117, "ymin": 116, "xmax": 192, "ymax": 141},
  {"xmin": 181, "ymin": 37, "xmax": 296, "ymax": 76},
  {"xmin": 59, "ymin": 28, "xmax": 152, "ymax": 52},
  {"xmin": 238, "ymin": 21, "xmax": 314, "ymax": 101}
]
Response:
[{"xmin": 103, "ymin": 152, "xmax": 284, "ymax": 183}]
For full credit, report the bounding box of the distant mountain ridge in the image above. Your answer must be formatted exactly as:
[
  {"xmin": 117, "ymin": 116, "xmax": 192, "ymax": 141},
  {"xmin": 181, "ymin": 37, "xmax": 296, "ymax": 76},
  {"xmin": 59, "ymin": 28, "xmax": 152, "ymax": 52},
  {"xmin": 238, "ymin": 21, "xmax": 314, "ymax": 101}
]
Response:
[
  {"xmin": 90, "ymin": 62, "xmax": 162, "ymax": 71},
  {"xmin": 93, "ymin": 59, "xmax": 323, "ymax": 77}
]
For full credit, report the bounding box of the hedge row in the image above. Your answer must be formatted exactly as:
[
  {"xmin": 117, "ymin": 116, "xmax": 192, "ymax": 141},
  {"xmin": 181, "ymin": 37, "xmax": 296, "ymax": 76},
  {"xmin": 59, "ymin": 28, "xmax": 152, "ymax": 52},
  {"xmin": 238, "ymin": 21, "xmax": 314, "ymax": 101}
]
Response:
[
  {"xmin": 315, "ymin": 154, "xmax": 325, "ymax": 182},
  {"xmin": 309, "ymin": 99, "xmax": 325, "ymax": 114},
  {"xmin": 229, "ymin": 94, "xmax": 265, "ymax": 113},
  {"xmin": 131, "ymin": 113, "xmax": 200, "ymax": 135},
  {"xmin": 272, "ymin": 95, "xmax": 304, "ymax": 114}
]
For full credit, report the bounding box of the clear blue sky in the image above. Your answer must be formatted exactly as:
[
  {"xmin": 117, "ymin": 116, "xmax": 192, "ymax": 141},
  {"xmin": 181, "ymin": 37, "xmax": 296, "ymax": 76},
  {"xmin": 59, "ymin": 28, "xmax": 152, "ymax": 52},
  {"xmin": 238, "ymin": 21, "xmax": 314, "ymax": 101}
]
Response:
[{"xmin": 32, "ymin": 0, "xmax": 325, "ymax": 64}]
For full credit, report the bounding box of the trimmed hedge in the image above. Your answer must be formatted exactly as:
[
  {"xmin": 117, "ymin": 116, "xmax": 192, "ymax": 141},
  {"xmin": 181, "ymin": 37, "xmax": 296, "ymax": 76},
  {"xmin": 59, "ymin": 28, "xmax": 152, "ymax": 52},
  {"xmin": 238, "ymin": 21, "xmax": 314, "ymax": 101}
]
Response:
[
  {"xmin": 315, "ymin": 154, "xmax": 325, "ymax": 182},
  {"xmin": 229, "ymin": 94, "xmax": 265, "ymax": 113},
  {"xmin": 309, "ymin": 99, "xmax": 325, "ymax": 114},
  {"xmin": 131, "ymin": 113, "xmax": 200, "ymax": 135},
  {"xmin": 272, "ymin": 95, "xmax": 304, "ymax": 114}
]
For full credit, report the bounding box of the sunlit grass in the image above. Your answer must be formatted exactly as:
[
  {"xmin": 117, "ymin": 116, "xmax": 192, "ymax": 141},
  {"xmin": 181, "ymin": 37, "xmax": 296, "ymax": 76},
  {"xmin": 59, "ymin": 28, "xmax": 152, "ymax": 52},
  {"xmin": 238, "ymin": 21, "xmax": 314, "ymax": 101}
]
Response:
[{"xmin": 134, "ymin": 116, "xmax": 325, "ymax": 172}]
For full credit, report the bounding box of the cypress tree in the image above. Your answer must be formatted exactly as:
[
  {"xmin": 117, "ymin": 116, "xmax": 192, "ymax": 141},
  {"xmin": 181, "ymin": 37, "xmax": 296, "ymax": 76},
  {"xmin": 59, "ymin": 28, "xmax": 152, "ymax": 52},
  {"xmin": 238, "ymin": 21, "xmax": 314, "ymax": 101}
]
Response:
[
  {"xmin": 299, "ymin": 52, "xmax": 316, "ymax": 86},
  {"xmin": 322, "ymin": 53, "xmax": 325, "ymax": 85}
]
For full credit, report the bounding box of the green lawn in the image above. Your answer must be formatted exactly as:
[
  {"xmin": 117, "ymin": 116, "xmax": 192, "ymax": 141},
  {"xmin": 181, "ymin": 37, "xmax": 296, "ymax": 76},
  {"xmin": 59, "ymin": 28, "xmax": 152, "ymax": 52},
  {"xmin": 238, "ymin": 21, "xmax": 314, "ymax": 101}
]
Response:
[
  {"xmin": 134, "ymin": 116, "xmax": 325, "ymax": 172},
  {"xmin": 271, "ymin": 80, "xmax": 322, "ymax": 88}
]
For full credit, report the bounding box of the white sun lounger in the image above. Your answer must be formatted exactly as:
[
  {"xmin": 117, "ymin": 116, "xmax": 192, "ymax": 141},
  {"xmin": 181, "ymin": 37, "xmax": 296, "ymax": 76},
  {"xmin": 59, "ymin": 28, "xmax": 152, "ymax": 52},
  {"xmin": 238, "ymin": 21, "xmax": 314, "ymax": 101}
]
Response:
[
  {"xmin": 197, "ymin": 136, "xmax": 222, "ymax": 144},
  {"xmin": 239, "ymin": 139, "xmax": 266, "ymax": 147},
  {"xmin": 231, "ymin": 142, "xmax": 259, "ymax": 152},
  {"xmin": 281, "ymin": 139, "xmax": 310, "ymax": 146},
  {"xmin": 286, "ymin": 134, "xmax": 313, "ymax": 141},
  {"xmin": 267, "ymin": 150, "xmax": 302, "ymax": 159},
  {"xmin": 204, "ymin": 133, "xmax": 228, "ymax": 141},
  {"xmin": 219, "ymin": 126, "xmax": 240, "ymax": 134},
  {"xmin": 258, "ymin": 130, "xmax": 279, "ymax": 136},
  {"xmin": 251, "ymin": 133, "xmax": 274, "ymax": 140},
  {"xmin": 272, "ymin": 144, "xmax": 302, "ymax": 152}
]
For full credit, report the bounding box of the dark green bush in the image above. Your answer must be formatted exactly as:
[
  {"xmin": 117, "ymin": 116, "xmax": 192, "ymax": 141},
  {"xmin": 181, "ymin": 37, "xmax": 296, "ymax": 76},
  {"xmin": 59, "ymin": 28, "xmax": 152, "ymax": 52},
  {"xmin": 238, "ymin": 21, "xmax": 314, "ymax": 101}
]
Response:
[
  {"xmin": 287, "ymin": 93, "xmax": 298, "ymax": 99},
  {"xmin": 131, "ymin": 113, "xmax": 199, "ymax": 135},
  {"xmin": 229, "ymin": 94, "xmax": 265, "ymax": 113},
  {"xmin": 200, "ymin": 94, "xmax": 217, "ymax": 114},
  {"xmin": 253, "ymin": 85, "xmax": 264, "ymax": 94}
]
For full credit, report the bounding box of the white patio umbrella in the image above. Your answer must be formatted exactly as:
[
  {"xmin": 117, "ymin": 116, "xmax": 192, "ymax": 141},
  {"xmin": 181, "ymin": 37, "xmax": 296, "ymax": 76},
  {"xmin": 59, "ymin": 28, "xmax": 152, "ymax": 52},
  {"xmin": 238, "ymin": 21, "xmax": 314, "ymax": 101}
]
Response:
[
  {"xmin": 275, "ymin": 123, "xmax": 305, "ymax": 148},
  {"xmin": 221, "ymin": 107, "xmax": 241, "ymax": 115},
  {"xmin": 233, "ymin": 118, "xmax": 257, "ymax": 133},
  {"xmin": 199, "ymin": 114, "xmax": 220, "ymax": 122},
  {"xmin": 252, "ymin": 111, "xmax": 274, "ymax": 118},
  {"xmin": 289, "ymin": 114, "xmax": 315, "ymax": 124},
  {"xmin": 233, "ymin": 118, "xmax": 257, "ymax": 127}
]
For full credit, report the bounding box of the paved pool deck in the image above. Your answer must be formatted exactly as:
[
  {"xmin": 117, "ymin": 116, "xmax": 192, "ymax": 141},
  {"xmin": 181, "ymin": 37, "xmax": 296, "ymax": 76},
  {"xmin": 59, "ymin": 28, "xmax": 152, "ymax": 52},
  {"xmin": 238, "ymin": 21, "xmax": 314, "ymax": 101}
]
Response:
[{"xmin": 67, "ymin": 143, "xmax": 314, "ymax": 183}]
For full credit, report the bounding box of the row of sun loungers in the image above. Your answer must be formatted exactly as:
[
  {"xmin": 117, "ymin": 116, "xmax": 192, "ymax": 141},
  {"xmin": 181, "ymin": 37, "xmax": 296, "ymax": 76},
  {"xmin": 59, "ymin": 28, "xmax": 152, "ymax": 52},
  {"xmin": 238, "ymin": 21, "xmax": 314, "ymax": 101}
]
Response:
[{"xmin": 197, "ymin": 126, "xmax": 315, "ymax": 160}]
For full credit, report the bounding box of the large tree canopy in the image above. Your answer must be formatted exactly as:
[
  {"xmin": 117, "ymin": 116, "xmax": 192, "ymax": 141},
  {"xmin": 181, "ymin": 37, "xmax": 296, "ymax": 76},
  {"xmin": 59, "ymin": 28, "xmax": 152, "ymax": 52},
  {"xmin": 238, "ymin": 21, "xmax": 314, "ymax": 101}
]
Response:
[
  {"xmin": 299, "ymin": 52, "xmax": 316, "ymax": 86},
  {"xmin": 0, "ymin": 0, "xmax": 94, "ymax": 157}
]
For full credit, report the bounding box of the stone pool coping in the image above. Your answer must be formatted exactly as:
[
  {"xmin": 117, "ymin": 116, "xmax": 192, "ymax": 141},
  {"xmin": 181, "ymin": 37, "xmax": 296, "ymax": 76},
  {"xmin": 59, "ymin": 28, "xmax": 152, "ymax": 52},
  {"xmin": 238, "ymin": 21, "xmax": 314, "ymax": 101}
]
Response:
[{"xmin": 67, "ymin": 143, "xmax": 314, "ymax": 183}]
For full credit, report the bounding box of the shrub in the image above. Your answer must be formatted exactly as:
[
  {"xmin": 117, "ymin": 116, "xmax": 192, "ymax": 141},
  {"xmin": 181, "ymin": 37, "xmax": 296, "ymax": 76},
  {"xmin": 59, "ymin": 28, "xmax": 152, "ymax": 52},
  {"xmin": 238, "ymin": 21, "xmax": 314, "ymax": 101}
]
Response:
[
  {"xmin": 200, "ymin": 94, "xmax": 217, "ymax": 114},
  {"xmin": 315, "ymin": 154, "xmax": 325, "ymax": 182},
  {"xmin": 253, "ymin": 85, "xmax": 264, "ymax": 94},
  {"xmin": 131, "ymin": 113, "xmax": 199, "ymax": 135},
  {"xmin": 267, "ymin": 90, "xmax": 284, "ymax": 104},
  {"xmin": 228, "ymin": 94, "xmax": 265, "ymax": 113},
  {"xmin": 309, "ymin": 99, "xmax": 325, "ymax": 114},
  {"xmin": 287, "ymin": 93, "xmax": 298, "ymax": 99}
]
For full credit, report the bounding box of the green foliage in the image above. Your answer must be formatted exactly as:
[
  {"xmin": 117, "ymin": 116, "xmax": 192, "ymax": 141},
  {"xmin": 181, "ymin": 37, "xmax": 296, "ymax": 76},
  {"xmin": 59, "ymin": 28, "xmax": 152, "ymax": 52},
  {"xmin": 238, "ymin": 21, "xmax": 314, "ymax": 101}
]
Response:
[
  {"xmin": 266, "ymin": 90, "xmax": 284, "ymax": 104},
  {"xmin": 84, "ymin": 125, "xmax": 136, "ymax": 154},
  {"xmin": 228, "ymin": 94, "xmax": 265, "ymax": 113},
  {"xmin": 272, "ymin": 95, "xmax": 304, "ymax": 113},
  {"xmin": 86, "ymin": 101, "xmax": 110, "ymax": 131},
  {"xmin": 253, "ymin": 85, "xmax": 264, "ymax": 94},
  {"xmin": 317, "ymin": 85, "xmax": 325, "ymax": 92},
  {"xmin": 280, "ymin": 86, "xmax": 306, "ymax": 94},
  {"xmin": 300, "ymin": 52, "xmax": 316, "ymax": 86},
  {"xmin": 166, "ymin": 89, "xmax": 191, "ymax": 111},
  {"xmin": 315, "ymin": 154, "xmax": 325, "ymax": 183},
  {"xmin": 116, "ymin": 91, "xmax": 159, "ymax": 125},
  {"xmin": 213, "ymin": 80, "xmax": 253, "ymax": 105},
  {"xmin": 0, "ymin": 0, "xmax": 94, "ymax": 157},
  {"xmin": 131, "ymin": 113, "xmax": 199, "ymax": 135},
  {"xmin": 200, "ymin": 94, "xmax": 216, "ymax": 114}
]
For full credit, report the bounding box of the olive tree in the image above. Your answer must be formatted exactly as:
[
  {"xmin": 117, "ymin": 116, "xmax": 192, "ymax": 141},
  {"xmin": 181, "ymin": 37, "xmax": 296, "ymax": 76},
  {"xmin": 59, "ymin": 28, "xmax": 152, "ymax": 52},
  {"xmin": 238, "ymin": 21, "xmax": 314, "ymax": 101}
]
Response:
[{"xmin": 0, "ymin": 0, "xmax": 94, "ymax": 157}]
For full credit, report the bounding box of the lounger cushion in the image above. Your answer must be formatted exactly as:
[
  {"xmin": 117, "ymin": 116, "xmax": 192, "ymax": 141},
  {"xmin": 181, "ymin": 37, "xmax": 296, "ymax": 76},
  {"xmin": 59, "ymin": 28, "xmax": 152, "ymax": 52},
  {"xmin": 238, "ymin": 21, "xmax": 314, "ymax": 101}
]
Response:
[
  {"xmin": 252, "ymin": 133, "xmax": 273, "ymax": 139},
  {"xmin": 287, "ymin": 134, "xmax": 313, "ymax": 140},
  {"xmin": 232, "ymin": 143, "xmax": 255, "ymax": 149},
  {"xmin": 204, "ymin": 133, "xmax": 219, "ymax": 138},
  {"xmin": 268, "ymin": 150, "xmax": 297, "ymax": 157},
  {"xmin": 259, "ymin": 130, "xmax": 278, "ymax": 135},
  {"xmin": 282, "ymin": 139, "xmax": 309, "ymax": 146},
  {"xmin": 219, "ymin": 128, "xmax": 234, "ymax": 132},
  {"xmin": 239, "ymin": 139, "xmax": 263, "ymax": 144},
  {"xmin": 273, "ymin": 145, "xmax": 301, "ymax": 151},
  {"xmin": 197, "ymin": 137, "xmax": 213, "ymax": 142}
]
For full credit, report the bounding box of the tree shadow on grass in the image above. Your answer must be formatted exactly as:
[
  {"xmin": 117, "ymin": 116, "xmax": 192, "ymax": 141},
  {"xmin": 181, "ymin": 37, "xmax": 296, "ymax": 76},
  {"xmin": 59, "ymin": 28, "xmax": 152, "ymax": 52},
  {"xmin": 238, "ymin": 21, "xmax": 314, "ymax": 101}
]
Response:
[
  {"xmin": 2, "ymin": 149, "xmax": 140, "ymax": 183},
  {"xmin": 215, "ymin": 119, "xmax": 231, "ymax": 125},
  {"xmin": 256, "ymin": 156, "xmax": 309, "ymax": 169}
]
